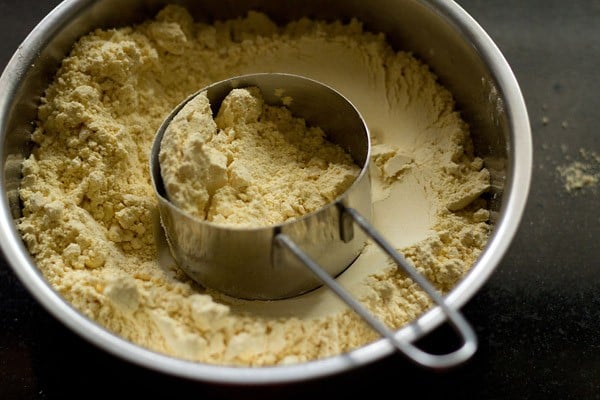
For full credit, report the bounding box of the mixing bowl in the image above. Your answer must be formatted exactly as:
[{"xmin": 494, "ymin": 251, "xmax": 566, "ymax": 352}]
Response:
[{"xmin": 0, "ymin": 0, "xmax": 531, "ymax": 384}]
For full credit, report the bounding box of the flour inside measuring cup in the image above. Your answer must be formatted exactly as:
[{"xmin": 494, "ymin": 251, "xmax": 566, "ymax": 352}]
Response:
[
  {"xmin": 159, "ymin": 87, "xmax": 360, "ymax": 226},
  {"xmin": 18, "ymin": 5, "xmax": 491, "ymax": 365}
]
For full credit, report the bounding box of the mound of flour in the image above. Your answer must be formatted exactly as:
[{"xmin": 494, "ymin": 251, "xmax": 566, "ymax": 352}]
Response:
[{"xmin": 159, "ymin": 87, "xmax": 359, "ymax": 226}]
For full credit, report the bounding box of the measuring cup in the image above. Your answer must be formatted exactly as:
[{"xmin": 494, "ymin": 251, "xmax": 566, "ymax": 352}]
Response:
[{"xmin": 149, "ymin": 73, "xmax": 477, "ymax": 369}]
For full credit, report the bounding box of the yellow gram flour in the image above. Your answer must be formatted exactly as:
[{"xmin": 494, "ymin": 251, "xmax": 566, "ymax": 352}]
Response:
[
  {"xmin": 18, "ymin": 5, "xmax": 491, "ymax": 366},
  {"xmin": 159, "ymin": 87, "xmax": 359, "ymax": 226},
  {"xmin": 557, "ymin": 148, "xmax": 599, "ymax": 193}
]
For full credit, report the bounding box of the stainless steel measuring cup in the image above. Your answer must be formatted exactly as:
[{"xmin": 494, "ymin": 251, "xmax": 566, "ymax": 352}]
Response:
[
  {"xmin": 150, "ymin": 73, "xmax": 372, "ymax": 300},
  {"xmin": 149, "ymin": 73, "xmax": 477, "ymax": 368}
]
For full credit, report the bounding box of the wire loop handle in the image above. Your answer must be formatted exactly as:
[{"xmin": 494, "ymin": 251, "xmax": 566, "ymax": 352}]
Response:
[{"xmin": 275, "ymin": 205, "xmax": 477, "ymax": 369}]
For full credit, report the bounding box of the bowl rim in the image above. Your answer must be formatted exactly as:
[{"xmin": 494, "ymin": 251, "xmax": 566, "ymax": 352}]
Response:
[{"xmin": 0, "ymin": 0, "xmax": 532, "ymax": 384}]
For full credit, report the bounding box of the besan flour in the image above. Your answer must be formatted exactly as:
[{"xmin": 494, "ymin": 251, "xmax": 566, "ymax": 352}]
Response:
[
  {"xmin": 18, "ymin": 5, "xmax": 491, "ymax": 365},
  {"xmin": 159, "ymin": 87, "xmax": 360, "ymax": 225}
]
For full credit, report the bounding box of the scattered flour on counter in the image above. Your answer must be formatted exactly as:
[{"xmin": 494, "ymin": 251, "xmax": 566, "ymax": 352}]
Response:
[
  {"xmin": 159, "ymin": 87, "xmax": 359, "ymax": 226},
  {"xmin": 557, "ymin": 147, "xmax": 599, "ymax": 193},
  {"xmin": 18, "ymin": 5, "xmax": 491, "ymax": 366}
]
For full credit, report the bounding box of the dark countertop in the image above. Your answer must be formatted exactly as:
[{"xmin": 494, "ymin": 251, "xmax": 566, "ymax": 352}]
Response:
[{"xmin": 1, "ymin": 1, "xmax": 598, "ymax": 399}]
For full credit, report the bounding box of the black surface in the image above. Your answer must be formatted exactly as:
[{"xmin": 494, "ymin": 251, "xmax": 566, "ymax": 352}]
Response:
[{"xmin": 1, "ymin": 1, "xmax": 598, "ymax": 399}]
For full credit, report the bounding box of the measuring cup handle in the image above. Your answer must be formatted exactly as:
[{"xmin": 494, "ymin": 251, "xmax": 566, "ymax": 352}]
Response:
[
  {"xmin": 341, "ymin": 206, "xmax": 477, "ymax": 369},
  {"xmin": 276, "ymin": 205, "xmax": 478, "ymax": 369}
]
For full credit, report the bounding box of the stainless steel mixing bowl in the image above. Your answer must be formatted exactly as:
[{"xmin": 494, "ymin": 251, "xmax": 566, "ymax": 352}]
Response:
[{"xmin": 0, "ymin": 0, "xmax": 532, "ymax": 384}]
